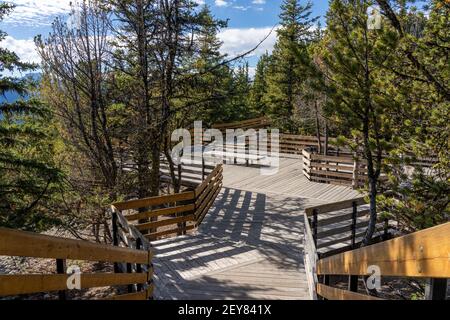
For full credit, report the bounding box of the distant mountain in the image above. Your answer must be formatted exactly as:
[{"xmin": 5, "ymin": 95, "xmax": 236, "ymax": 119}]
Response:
[{"xmin": 0, "ymin": 72, "xmax": 42, "ymax": 103}]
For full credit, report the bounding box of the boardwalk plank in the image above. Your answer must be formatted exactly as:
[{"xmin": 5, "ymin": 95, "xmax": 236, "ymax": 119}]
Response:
[{"xmin": 152, "ymin": 157, "xmax": 362, "ymax": 300}]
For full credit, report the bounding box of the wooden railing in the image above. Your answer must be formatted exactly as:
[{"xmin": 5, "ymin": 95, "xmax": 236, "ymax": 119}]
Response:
[
  {"xmin": 112, "ymin": 164, "xmax": 223, "ymax": 242},
  {"xmin": 212, "ymin": 116, "xmax": 271, "ymax": 131},
  {"xmin": 304, "ymin": 198, "xmax": 392, "ymax": 259},
  {"xmin": 0, "ymin": 227, "xmax": 153, "ymax": 300},
  {"xmin": 277, "ymin": 134, "xmax": 332, "ymax": 156},
  {"xmin": 316, "ymin": 222, "xmax": 450, "ymax": 300},
  {"xmin": 302, "ymin": 148, "xmax": 367, "ymax": 188},
  {"xmin": 160, "ymin": 159, "xmax": 215, "ymax": 188},
  {"xmin": 211, "ymin": 117, "xmax": 343, "ymax": 158},
  {"xmin": 303, "ymin": 197, "xmax": 393, "ymax": 299}
]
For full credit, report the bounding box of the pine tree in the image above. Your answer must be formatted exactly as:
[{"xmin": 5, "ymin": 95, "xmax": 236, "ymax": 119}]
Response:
[
  {"xmin": 189, "ymin": 5, "xmax": 232, "ymax": 126},
  {"xmin": 376, "ymin": 0, "xmax": 450, "ymax": 230},
  {"xmin": 0, "ymin": 3, "xmax": 61, "ymax": 230},
  {"xmin": 250, "ymin": 52, "xmax": 271, "ymax": 116},
  {"xmin": 263, "ymin": 0, "xmax": 318, "ymax": 132},
  {"xmin": 228, "ymin": 62, "xmax": 252, "ymax": 121},
  {"xmin": 319, "ymin": 0, "xmax": 398, "ymax": 244}
]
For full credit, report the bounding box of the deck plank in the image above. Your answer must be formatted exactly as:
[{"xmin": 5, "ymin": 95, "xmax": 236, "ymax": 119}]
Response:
[{"xmin": 152, "ymin": 157, "xmax": 363, "ymax": 300}]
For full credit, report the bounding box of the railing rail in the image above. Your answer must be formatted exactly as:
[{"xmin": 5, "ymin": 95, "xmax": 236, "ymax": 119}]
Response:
[
  {"xmin": 316, "ymin": 222, "xmax": 450, "ymax": 300},
  {"xmin": 212, "ymin": 116, "xmax": 271, "ymax": 130},
  {"xmin": 112, "ymin": 164, "xmax": 223, "ymax": 242},
  {"xmin": 305, "ymin": 197, "xmax": 391, "ymax": 258},
  {"xmin": 303, "ymin": 198, "xmax": 394, "ymax": 300},
  {"xmin": 303, "ymin": 148, "xmax": 367, "ymax": 188},
  {"xmin": 304, "ymin": 197, "xmax": 449, "ymax": 301},
  {"xmin": 0, "ymin": 227, "xmax": 153, "ymax": 300},
  {"xmin": 303, "ymin": 211, "xmax": 319, "ymax": 300}
]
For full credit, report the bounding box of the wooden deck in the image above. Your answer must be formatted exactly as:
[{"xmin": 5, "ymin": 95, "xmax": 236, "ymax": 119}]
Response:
[{"xmin": 152, "ymin": 157, "xmax": 362, "ymax": 300}]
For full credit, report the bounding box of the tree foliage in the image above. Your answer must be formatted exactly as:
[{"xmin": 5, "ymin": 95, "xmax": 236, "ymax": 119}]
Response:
[{"xmin": 0, "ymin": 3, "xmax": 61, "ymax": 231}]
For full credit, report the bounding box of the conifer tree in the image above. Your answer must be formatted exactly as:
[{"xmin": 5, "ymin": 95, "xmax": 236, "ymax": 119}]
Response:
[
  {"xmin": 263, "ymin": 0, "xmax": 318, "ymax": 132},
  {"xmin": 250, "ymin": 52, "xmax": 271, "ymax": 116},
  {"xmin": 189, "ymin": 5, "xmax": 232, "ymax": 126},
  {"xmin": 319, "ymin": 0, "xmax": 398, "ymax": 244},
  {"xmin": 0, "ymin": 3, "xmax": 61, "ymax": 230}
]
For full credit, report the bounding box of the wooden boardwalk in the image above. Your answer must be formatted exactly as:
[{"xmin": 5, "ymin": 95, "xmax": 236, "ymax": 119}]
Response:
[{"xmin": 152, "ymin": 157, "xmax": 361, "ymax": 300}]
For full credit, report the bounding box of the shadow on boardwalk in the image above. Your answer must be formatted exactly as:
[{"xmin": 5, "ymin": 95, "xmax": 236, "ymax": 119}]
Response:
[{"xmin": 153, "ymin": 187, "xmax": 316, "ymax": 300}]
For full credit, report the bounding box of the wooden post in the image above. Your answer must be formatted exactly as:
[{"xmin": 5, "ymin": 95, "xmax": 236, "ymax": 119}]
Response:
[
  {"xmin": 112, "ymin": 210, "xmax": 119, "ymax": 247},
  {"xmin": 112, "ymin": 209, "xmax": 120, "ymax": 273},
  {"xmin": 56, "ymin": 259, "xmax": 67, "ymax": 300},
  {"xmin": 127, "ymin": 262, "xmax": 134, "ymax": 293},
  {"xmin": 312, "ymin": 209, "xmax": 318, "ymax": 247},
  {"xmin": 351, "ymin": 201, "xmax": 358, "ymax": 248},
  {"xmin": 202, "ymin": 158, "xmax": 205, "ymax": 181},
  {"xmin": 383, "ymin": 218, "xmax": 389, "ymax": 241},
  {"xmin": 352, "ymin": 157, "xmax": 359, "ymax": 189},
  {"xmin": 348, "ymin": 275, "xmax": 358, "ymax": 292},
  {"xmin": 425, "ymin": 278, "xmax": 448, "ymax": 300},
  {"xmin": 136, "ymin": 238, "xmax": 143, "ymax": 292},
  {"xmin": 178, "ymin": 163, "xmax": 182, "ymax": 189}
]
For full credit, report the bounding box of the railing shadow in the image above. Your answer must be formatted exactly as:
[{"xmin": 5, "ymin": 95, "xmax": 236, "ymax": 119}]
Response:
[{"xmin": 152, "ymin": 187, "xmax": 316, "ymax": 298}]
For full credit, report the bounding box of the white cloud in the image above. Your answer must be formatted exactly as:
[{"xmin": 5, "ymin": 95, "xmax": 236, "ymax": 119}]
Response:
[
  {"xmin": 194, "ymin": 0, "xmax": 206, "ymax": 5},
  {"xmin": 252, "ymin": 0, "xmax": 266, "ymax": 4},
  {"xmin": 215, "ymin": 0, "xmax": 229, "ymax": 7},
  {"xmin": 4, "ymin": 0, "xmax": 73, "ymax": 26},
  {"xmin": 233, "ymin": 6, "xmax": 250, "ymax": 11},
  {"xmin": 218, "ymin": 26, "xmax": 278, "ymax": 58},
  {"xmin": 0, "ymin": 26, "xmax": 280, "ymax": 76},
  {"xmin": 0, "ymin": 36, "xmax": 40, "ymax": 64}
]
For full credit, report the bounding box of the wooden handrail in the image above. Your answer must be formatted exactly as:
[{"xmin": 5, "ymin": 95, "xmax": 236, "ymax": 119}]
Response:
[
  {"xmin": 113, "ymin": 164, "xmax": 223, "ymax": 241},
  {"xmin": 212, "ymin": 116, "xmax": 271, "ymax": 130},
  {"xmin": 316, "ymin": 283, "xmax": 383, "ymax": 300},
  {"xmin": 305, "ymin": 197, "xmax": 366, "ymax": 216},
  {"xmin": 0, "ymin": 227, "xmax": 151, "ymax": 264},
  {"xmin": 0, "ymin": 227, "xmax": 153, "ymax": 300},
  {"xmin": 317, "ymin": 222, "xmax": 450, "ymax": 278},
  {"xmin": 113, "ymin": 191, "xmax": 195, "ymax": 211}
]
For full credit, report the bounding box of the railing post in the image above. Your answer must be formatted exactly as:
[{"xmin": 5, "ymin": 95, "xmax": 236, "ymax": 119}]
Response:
[
  {"xmin": 425, "ymin": 278, "xmax": 447, "ymax": 300},
  {"xmin": 352, "ymin": 157, "xmax": 359, "ymax": 189},
  {"xmin": 351, "ymin": 201, "xmax": 357, "ymax": 248},
  {"xmin": 127, "ymin": 262, "xmax": 134, "ymax": 293},
  {"xmin": 202, "ymin": 158, "xmax": 205, "ymax": 181},
  {"xmin": 383, "ymin": 218, "xmax": 389, "ymax": 241},
  {"xmin": 312, "ymin": 209, "xmax": 318, "ymax": 247},
  {"xmin": 136, "ymin": 238, "xmax": 143, "ymax": 292},
  {"xmin": 112, "ymin": 209, "xmax": 120, "ymax": 273},
  {"xmin": 323, "ymin": 275, "xmax": 330, "ymax": 286},
  {"xmin": 56, "ymin": 258, "xmax": 67, "ymax": 300},
  {"xmin": 348, "ymin": 275, "xmax": 358, "ymax": 292}
]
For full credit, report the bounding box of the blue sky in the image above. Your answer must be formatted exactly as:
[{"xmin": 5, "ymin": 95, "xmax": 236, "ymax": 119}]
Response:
[{"xmin": 0, "ymin": 0, "xmax": 330, "ymax": 72}]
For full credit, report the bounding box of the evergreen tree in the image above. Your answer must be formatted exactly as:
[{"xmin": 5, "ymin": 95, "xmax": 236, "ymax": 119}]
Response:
[
  {"xmin": 263, "ymin": 0, "xmax": 318, "ymax": 132},
  {"xmin": 250, "ymin": 52, "xmax": 271, "ymax": 116},
  {"xmin": 376, "ymin": 0, "xmax": 450, "ymax": 230},
  {"xmin": 189, "ymin": 5, "xmax": 232, "ymax": 126},
  {"xmin": 319, "ymin": 0, "xmax": 398, "ymax": 244},
  {"xmin": 0, "ymin": 3, "xmax": 61, "ymax": 230},
  {"xmin": 228, "ymin": 62, "xmax": 252, "ymax": 121}
]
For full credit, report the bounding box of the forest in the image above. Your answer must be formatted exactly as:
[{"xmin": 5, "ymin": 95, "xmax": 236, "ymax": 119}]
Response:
[{"xmin": 0, "ymin": 0, "xmax": 448, "ymax": 245}]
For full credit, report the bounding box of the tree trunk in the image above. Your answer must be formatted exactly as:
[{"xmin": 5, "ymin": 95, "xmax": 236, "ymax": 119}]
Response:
[
  {"xmin": 164, "ymin": 140, "xmax": 180, "ymax": 194},
  {"xmin": 150, "ymin": 140, "xmax": 161, "ymax": 197},
  {"xmin": 363, "ymin": 177, "xmax": 378, "ymax": 246},
  {"xmin": 314, "ymin": 101, "xmax": 322, "ymax": 154}
]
